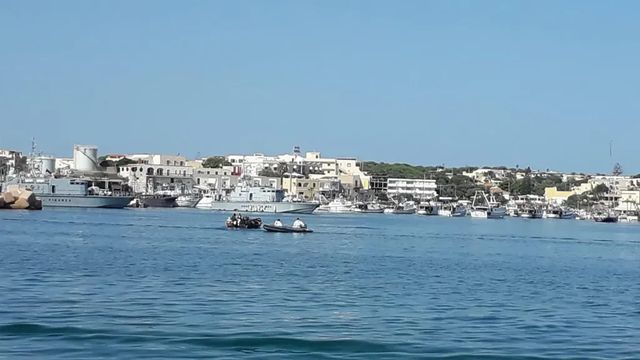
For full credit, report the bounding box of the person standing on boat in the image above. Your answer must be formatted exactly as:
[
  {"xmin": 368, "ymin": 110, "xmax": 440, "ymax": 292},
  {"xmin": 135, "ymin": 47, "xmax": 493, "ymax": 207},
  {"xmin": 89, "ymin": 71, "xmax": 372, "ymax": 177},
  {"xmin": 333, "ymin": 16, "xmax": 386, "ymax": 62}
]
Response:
[
  {"xmin": 273, "ymin": 219, "xmax": 283, "ymax": 227},
  {"xmin": 292, "ymin": 218, "xmax": 306, "ymax": 229}
]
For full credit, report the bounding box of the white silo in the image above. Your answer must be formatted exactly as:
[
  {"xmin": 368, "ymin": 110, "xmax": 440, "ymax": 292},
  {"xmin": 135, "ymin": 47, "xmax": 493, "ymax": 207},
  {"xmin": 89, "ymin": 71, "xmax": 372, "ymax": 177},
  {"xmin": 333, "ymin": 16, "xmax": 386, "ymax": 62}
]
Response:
[
  {"xmin": 37, "ymin": 156, "xmax": 56, "ymax": 174},
  {"xmin": 73, "ymin": 145, "xmax": 100, "ymax": 171}
]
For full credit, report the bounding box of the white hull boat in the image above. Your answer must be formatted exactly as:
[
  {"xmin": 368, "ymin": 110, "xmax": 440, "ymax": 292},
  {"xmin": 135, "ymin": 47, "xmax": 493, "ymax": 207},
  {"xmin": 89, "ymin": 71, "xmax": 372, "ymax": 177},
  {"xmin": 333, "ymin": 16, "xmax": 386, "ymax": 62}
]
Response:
[
  {"xmin": 543, "ymin": 208, "xmax": 576, "ymax": 219},
  {"xmin": 314, "ymin": 198, "xmax": 353, "ymax": 213},
  {"xmin": 470, "ymin": 191, "xmax": 505, "ymax": 219}
]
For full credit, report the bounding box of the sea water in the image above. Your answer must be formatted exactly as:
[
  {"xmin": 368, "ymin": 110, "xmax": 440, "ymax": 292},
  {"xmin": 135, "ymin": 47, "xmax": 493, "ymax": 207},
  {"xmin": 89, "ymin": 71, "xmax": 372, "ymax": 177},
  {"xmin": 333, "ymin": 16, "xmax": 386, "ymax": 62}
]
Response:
[{"xmin": 1, "ymin": 209, "xmax": 638, "ymax": 359}]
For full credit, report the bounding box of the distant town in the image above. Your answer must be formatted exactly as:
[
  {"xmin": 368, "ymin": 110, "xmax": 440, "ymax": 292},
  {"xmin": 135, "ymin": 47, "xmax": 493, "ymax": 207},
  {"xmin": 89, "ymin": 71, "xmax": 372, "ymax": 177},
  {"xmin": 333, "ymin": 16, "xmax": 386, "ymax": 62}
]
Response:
[{"xmin": 0, "ymin": 142, "xmax": 638, "ymax": 221}]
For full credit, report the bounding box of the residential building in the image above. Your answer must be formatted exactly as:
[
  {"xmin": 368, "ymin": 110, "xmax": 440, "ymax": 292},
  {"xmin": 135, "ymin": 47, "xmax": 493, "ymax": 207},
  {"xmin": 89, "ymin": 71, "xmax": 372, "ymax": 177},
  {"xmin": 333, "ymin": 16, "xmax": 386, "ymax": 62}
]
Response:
[
  {"xmin": 117, "ymin": 154, "xmax": 194, "ymax": 194},
  {"xmin": 0, "ymin": 149, "xmax": 22, "ymax": 179},
  {"xmin": 616, "ymin": 190, "xmax": 640, "ymax": 211},
  {"xmin": 369, "ymin": 175, "xmax": 388, "ymax": 195},
  {"xmin": 544, "ymin": 187, "xmax": 576, "ymax": 205},
  {"xmin": 589, "ymin": 175, "xmax": 639, "ymax": 191},
  {"xmin": 387, "ymin": 178, "xmax": 438, "ymax": 200},
  {"xmin": 282, "ymin": 177, "xmax": 320, "ymax": 200}
]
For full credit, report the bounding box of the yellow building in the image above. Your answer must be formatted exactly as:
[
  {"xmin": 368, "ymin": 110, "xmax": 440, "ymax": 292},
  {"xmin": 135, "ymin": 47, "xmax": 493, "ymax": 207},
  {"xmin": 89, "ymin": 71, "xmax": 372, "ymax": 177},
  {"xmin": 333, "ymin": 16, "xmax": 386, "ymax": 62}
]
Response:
[
  {"xmin": 544, "ymin": 187, "xmax": 576, "ymax": 204},
  {"xmin": 282, "ymin": 177, "xmax": 320, "ymax": 200}
]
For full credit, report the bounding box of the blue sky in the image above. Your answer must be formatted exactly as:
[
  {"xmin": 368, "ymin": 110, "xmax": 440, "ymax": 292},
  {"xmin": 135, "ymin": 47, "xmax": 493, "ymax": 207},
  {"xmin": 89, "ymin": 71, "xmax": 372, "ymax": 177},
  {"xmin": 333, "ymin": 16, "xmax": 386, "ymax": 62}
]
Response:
[{"xmin": 1, "ymin": 1, "xmax": 638, "ymax": 174}]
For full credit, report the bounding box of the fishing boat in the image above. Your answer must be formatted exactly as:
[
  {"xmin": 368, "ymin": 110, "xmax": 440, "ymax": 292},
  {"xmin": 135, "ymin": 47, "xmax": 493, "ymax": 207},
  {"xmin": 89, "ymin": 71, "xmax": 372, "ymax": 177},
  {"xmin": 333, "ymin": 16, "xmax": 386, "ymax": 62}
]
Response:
[
  {"xmin": 470, "ymin": 191, "xmax": 506, "ymax": 219},
  {"xmin": 383, "ymin": 201, "xmax": 417, "ymax": 214},
  {"xmin": 519, "ymin": 205, "xmax": 543, "ymax": 219},
  {"xmin": 543, "ymin": 207, "xmax": 576, "ymax": 219},
  {"xmin": 417, "ymin": 201, "xmax": 439, "ymax": 216},
  {"xmin": 618, "ymin": 211, "xmax": 639, "ymax": 222},
  {"xmin": 351, "ymin": 202, "xmax": 384, "ymax": 213},
  {"xmin": 438, "ymin": 203, "xmax": 467, "ymax": 217},
  {"xmin": 314, "ymin": 197, "xmax": 353, "ymax": 213},
  {"xmin": 263, "ymin": 224, "xmax": 313, "ymax": 233},
  {"xmin": 176, "ymin": 193, "xmax": 201, "ymax": 207},
  {"xmin": 593, "ymin": 211, "xmax": 618, "ymax": 223},
  {"xmin": 135, "ymin": 194, "xmax": 178, "ymax": 208}
]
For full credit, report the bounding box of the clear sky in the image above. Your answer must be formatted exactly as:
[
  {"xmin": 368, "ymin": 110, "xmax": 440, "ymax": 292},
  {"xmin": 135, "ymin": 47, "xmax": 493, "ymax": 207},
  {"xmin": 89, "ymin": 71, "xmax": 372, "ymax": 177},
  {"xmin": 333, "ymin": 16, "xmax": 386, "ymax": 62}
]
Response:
[{"xmin": 1, "ymin": 1, "xmax": 638, "ymax": 174}]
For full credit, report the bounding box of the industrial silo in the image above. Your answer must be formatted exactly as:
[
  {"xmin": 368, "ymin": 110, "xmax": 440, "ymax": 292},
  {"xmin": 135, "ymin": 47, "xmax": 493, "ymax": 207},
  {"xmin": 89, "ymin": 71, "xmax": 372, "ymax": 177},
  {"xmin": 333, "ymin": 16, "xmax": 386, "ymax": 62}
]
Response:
[{"xmin": 73, "ymin": 145, "xmax": 100, "ymax": 172}]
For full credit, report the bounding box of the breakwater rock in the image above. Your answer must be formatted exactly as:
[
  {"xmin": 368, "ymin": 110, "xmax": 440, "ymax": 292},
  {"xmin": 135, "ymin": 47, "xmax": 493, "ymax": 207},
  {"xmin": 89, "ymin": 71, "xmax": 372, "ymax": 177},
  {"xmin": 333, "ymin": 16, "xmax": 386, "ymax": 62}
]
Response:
[{"xmin": 0, "ymin": 189, "xmax": 43, "ymax": 210}]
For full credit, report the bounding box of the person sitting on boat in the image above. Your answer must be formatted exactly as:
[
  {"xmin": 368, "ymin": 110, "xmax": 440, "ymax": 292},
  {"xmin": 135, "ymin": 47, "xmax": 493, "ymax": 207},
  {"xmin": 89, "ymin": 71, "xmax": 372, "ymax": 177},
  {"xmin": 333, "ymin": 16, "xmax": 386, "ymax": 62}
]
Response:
[
  {"xmin": 292, "ymin": 218, "xmax": 306, "ymax": 229},
  {"xmin": 273, "ymin": 219, "xmax": 283, "ymax": 227}
]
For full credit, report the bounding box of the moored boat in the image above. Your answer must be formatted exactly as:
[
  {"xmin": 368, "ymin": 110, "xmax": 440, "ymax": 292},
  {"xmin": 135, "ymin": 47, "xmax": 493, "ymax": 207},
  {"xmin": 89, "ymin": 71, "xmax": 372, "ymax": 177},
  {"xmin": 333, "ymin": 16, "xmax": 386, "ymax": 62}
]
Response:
[
  {"xmin": 195, "ymin": 182, "xmax": 318, "ymax": 214},
  {"xmin": 314, "ymin": 197, "xmax": 353, "ymax": 213},
  {"xmin": 3, "ymin": 176, "xmax": 133, "ymax": 208},
  {"xmin": 470, "ymin": 191, "xmax": 505, "ymax": 219},
  {"xmin": 593, "ymin": 211, "xmax": 618, "ymax": 223},
  {"xmin": 543, "ymin": 207, "xmax": 576, "ymax": 219},
  {"xmin": 351, "ymin": 202, "xmax": 385, "ymax": 213},
  {"xmin": 383, "ymin": 201, "xmax": 417, "ymax": 214},
  {"xmin": 176, "ymin": 193, "xmax": 201, "ymax": 208},
  {"xmin": 136, "ymin": 194, "xmax": 178, "ymax": 208},
  {"xmin": 438, "ymin": 203, "xmax": 467, "ymax": 217},
  {"xmin": 519, "ymin": 205, "xmax": 543, "ymax": 219},
  {"xmin": 417, "ymin": 202, "xmax": 439, "ymax": 216}
]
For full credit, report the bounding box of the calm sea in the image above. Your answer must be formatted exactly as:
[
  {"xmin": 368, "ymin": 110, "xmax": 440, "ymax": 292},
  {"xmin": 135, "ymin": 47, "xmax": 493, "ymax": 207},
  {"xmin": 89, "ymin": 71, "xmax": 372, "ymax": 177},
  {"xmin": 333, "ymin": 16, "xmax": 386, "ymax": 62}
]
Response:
[{"xmin": 0, "ymin": 209, "xmax": 638, "ymax": 359}]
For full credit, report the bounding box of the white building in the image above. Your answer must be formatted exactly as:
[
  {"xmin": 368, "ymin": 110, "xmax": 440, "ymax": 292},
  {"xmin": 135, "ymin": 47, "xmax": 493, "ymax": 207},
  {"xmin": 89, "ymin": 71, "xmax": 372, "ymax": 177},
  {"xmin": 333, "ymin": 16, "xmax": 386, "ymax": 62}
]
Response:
[
  {"xmin": 387, "ymin": 178, "xmax": 438, "ymax": 200},
  {"xmin": 615, "ymin": 190, "xmax": 640, "ymax": 212},
  {"xmin": 0, "ymin": 149, "xmax": 22, "ymax": 178},
  {"xmin": 117, "ymin": 154, "xmax": 194, "ymax": 194},
  {"xmin": 225, "ymin": 150, "xmax": 370, "ymax": 191},
  {"xmin": 226, "ymin": 153, "xmax": 287, "ymax": 177},
  {"xmin": 589, "ymin": 175, "xmax": 639, "ymax": 191}
]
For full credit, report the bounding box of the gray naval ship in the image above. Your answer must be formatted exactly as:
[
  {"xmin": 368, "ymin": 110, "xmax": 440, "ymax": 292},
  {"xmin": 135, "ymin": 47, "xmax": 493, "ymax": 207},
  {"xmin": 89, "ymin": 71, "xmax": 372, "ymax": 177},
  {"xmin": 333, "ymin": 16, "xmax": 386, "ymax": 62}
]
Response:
[
  {"xmin": 195, "ymin": 183, "xmax": 319, "ymax": 214},
  {"xmin": 3, "ymin": 176, "xmax": 133, "ymax": 208},
  {"xmin": 1, "ymin": 144, "xmax": 133, "ymax": 208}
]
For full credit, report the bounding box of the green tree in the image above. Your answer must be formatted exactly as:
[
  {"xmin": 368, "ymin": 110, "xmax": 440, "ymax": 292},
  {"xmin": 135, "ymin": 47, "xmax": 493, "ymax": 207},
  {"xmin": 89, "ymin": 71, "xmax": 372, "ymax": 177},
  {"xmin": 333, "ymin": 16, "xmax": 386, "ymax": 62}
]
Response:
[
  {"xmin": 202, "ymin": 156, "xmax": 231, "ymax": 168},
  {"xmin": 592, "ymin": 183, "xmax": 609, "ymax": 195},
  {"xmin": 565, "ymin": 193, "xmax": 594, "ymax": 209}
]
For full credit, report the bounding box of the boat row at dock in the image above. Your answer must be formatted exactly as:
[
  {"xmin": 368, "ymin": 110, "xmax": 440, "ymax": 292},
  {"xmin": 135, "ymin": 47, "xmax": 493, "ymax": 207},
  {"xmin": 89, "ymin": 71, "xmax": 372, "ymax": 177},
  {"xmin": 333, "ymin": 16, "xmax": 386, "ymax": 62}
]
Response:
[
  {"xmin": 308, "ymin": 191, "xmax": 630, "ymax": 223},
  {"xmin": 0, "ymin": 172, "xmax": 631, "ymax": 223}
]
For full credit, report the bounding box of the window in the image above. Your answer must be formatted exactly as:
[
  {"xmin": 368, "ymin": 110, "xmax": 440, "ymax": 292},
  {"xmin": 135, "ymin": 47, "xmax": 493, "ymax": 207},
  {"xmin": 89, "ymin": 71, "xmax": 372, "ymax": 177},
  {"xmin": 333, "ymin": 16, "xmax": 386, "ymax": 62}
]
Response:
[{"xmin": 166, "ymin": 160, "xmax": 171, "ymax": 165}]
